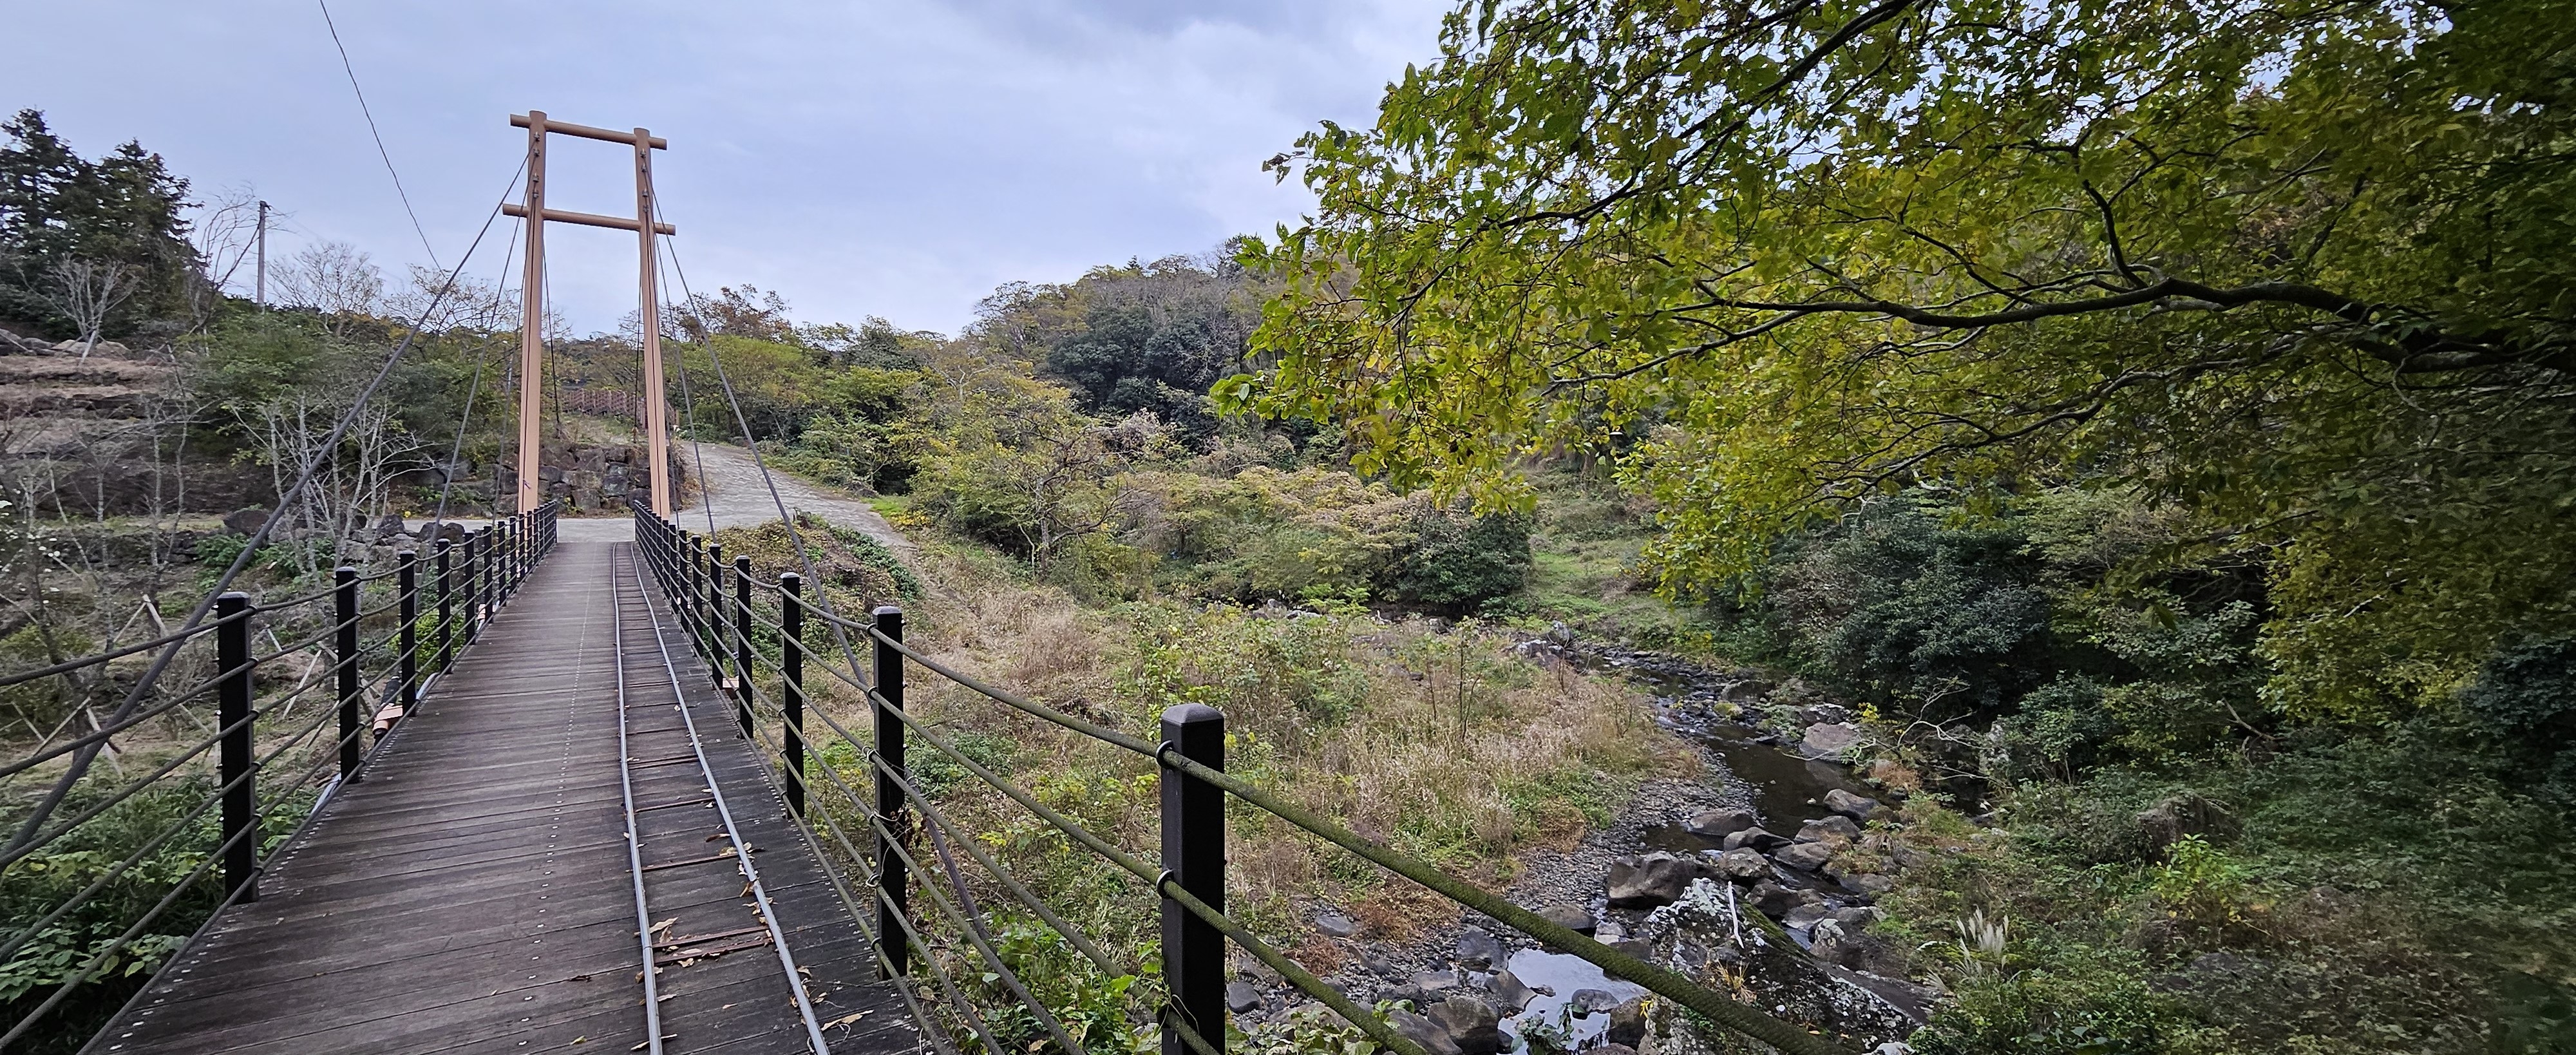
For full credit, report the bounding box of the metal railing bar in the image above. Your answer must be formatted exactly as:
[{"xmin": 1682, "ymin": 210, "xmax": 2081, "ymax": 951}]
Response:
[
  {"xmin": 731, "ymin": 674, "xmax": 1121, "ymax": 975},
  {"xmin": 0, "ymin": 610, "xmax": 243, "ymax": 692}
]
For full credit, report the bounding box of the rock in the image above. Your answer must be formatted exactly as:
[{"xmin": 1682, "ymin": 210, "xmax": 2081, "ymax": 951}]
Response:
[
  {"xmin": 1680, "ymin": 808, "xmax": 1759, "ymax": 839},
  {"xmin": 1842, "ymin": 873, "xmax": 1896, "ymax": 898},
  {"xmin": 1824, "ymin": 789, "xmax": 1881, "ymax": 820},
  {"xmin": 1800, "ymin": 721, "xmax": 1868, "ymax": 759},
  {"xmin": 573, "ymin": 488, "xmax": 603, "ymax": 513},
  {"xmin": 1359, "ymin": 946, "xmax": 1402, "ymax": 978},
  {"xmin": 1595, "ymin": 1046, "xmax": 1640, "ymax": 1055},
  {"xmin": 1387, "ymin": 1009, "xmax": 1462, "ymax": 1055},
  {"xmin": 1533, "ymin": 902, "xmax": 1596, "ymax": 934},
  {"xmin": 1748, "ymin": 882, "xmax": 1813, "ymax": 918},
  {"xmin": 1723, "ymin": 826, "xmax": 1789, "ymax": 851},
  {"xmin": 1605, "ymin": 852, "xmax": 1714, "ymax": 909},
  {"xmin": 1428, "ymin": 995, "xmax": 1509, "ymax": 1055},
  {"xmin": 1608, "ymin": 939, "xmax": 1654, "ymax": 961},
  {"xmin": 1606, "ymin": 997, "xmax": 1648, "ymax": 1047},
  {"xmin": 1782, "ymin": 902, "xmax": 1835, "ymax": 929},
  {"xmin": 1227, "ymin": 981, "xmax": 1264, "ymax": 1014},
  {"xmin": 1774, "ymin": 841, "xmax": 1837, "ymax": 872},
  {"xmin": 537, "ymin": 464, "xmax": 566, "ymax": 484},
  {"xmin": 1795, "ymin": 815, "xmax": 1862, "ymax": 844},
  {"xmin": 2137, "ymin": 792, "xmax": 2237, "ymax": 854},
  {"xmin": 223, "ymin": 508, "xmax": 270, "ymax": 535},
  {"xmin": 1713, "ymin": 848, "xmax": 1772, "ymax": 882},
  {"xmin": 1821, "ymin": 964, "xmax": 1942, "ymax": 1026},
  {"xmin": 1487, "ymin": 969, "xmax": 1537, "ymax": 1011},
  {"xmin": 1832, "ymin": 906, "xmax": 1882, "ymax": 928},
  {"xmin": 417, "ymin": 520, "xmax": 467, "ymax": 545},
  {"xmin": 1798, "ymin": 703, "xmax": 1852, "ymax": 725},
  {"xmin": 371, "ymin": 513, "xmax": 405, "ymax": 540},
  {"xmin": 1719, "ymin": 678, "xmax": 1773, "ymax": 701},
  {"xmin": 1568, "ymin": 988, "xmax": 1620, "ymax": 1016},
  {"xmin": 1454, "ymin": 927, "xmax": 1504, "ymax": 971},
  {"xmin": 1412, "ymin": 971, "xmax": 1461, "ymax": 996},
  {"xmin": 1314, "ymin": 911, "xmax": 1357, "ymax": 938}
]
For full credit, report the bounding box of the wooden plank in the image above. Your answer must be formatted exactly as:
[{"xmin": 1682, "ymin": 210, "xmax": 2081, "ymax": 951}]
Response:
[{"xmin": 86, "ymin": 541, "xmax": 920, "ymax": 1055}]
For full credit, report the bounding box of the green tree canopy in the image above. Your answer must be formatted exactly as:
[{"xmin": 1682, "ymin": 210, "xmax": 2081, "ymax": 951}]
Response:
[
  {"xmin": 1233, "ymin": 0, "xmax": 2576, "ymax": 719},
  {"xmin": 0, "ymin": 109, "xmax": 198, "ymax": 336}
]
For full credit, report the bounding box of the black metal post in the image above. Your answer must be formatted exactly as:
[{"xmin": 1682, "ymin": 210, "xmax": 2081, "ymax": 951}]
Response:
[
  {"xmin": 434, "ymin": 538, "xmax": 454, "ymax": 670},
  {"xmin": 216, "ymin": 591, "xmax": 258, "ymax": 903},
  {"xmin": 397, "ymin": 550, "xmax": 419, "ymax": 710},
  {"xmin": 732, "ymin": 554, "xmax": 753, "ymax": 736},
  {"xmin": 780, "ymin": 572, "xmax": 805, "ymax": 817},
  {"xmin": 705, "ymin": 542, "xmax": 726, "ymax": 667},
  {"xmin": 334, "ymin": 566, "xmax": 361, "ymax": 780},
  {"xmin": 873, "ymin": 605, "xmax": 909, "ymax": 978},
  {"xmin": 1159, "ymin": 703, "xmax": 1226, "ymax": 1055}
]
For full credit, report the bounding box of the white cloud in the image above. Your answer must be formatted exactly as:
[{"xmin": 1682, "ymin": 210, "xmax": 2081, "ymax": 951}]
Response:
[{"xmin": 1, "ymin": 0, "xmax": 1445, "ymax": 334}]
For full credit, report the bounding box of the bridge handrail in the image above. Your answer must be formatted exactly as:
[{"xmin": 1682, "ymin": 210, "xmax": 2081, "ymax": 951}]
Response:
[
  {"xmin": 627, "ymin": 502, "xmax": 1854, "ymax": 1055},
  {"xmin": 0, "ymin": 500, "xmax": 563, "ymax": 1050}
]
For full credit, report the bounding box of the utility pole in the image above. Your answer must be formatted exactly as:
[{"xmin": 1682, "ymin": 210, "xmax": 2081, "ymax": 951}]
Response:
[
  {"xmin": 254, "ymin": 200, "xmax": 269, "ymax": 305},
  {"xmin": 503, "ymin": 113, "xmax": 674, "ymax": 515}
]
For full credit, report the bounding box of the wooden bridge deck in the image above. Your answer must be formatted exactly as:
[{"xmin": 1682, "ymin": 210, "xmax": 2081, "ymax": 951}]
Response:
[{"xmin": 86, "ymin": 539, "xmax": 921, "ymax": 1055}]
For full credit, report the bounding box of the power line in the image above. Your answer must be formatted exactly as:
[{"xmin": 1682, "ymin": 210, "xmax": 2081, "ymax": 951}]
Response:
[{"xmin": 316, "ymin": 0, "xmax": 441, "ymax": 270}]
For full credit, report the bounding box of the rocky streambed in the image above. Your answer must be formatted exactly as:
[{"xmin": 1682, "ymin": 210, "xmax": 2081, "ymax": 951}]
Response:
[{"xmin": 1240, "ymin": 638, "xmax": 1941, "ymax": 1055}]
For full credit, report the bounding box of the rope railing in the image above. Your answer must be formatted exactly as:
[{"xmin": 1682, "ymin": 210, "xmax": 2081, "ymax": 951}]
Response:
[
  {"xmin": 626, "ymin": 502, "xmax": 1855, "ymax": 1055},
  {"xmin": 0, "ymin": 500, "xmax": 563, "ymax": 1047}
]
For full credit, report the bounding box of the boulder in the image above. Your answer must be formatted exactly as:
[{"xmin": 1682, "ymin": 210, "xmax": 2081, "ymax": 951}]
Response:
[
  {"xmin": 1314, "ymin": 911, "xmax": 1357, "ymax": 938},
  {"xmin": 1799, "ymin": 721, "xmax": 1868, "ymax": 759},
  {"xmin": 1722, "ymin": 826, "xmax": 1789, "ymax": 851},
  {"xmin": 1606, "ymin": 997, "xmax": 1649, "ymax": 1048},
  {"xmin": 1797, "ymin": 703, "xmax": 1852, "ymax": 725},
  {"xmin": 371, "ymin": 513, "xmax": 405, "ymax": 541},
  {"xmin": 1608, "ymin": 939, "xmax": 1654, "ymax": 962},
  {"xmin": 223, "ymin": 508, "xmax": 270, "ymax": 535},
  {"xmin": 1487, "ymin": 969, "xmax": 1537, "ymax": 1011},
  {"xmin": 1748, "ymin": 881, "xmax": 1820, "ymax": 919},
  {"xmin": 1842, "ymin": 873, "xmax": 1896, "ymax": 898},
  {"xmin": 1713, "ymin": 848, "xmax": 1772, "ymax": 882},
  {"xmin": 1533, "ymin": 902, "xmax": 1596, "ymax": 935},
  {"xmin": 537, "ymin": 464, "xmax": 565, "ymax": 484},
  {"xmin": 1795, "ymin": 815, "xmax": 1862, "ymax": 844},
  {"xmin": 1824, "ymin": 789, "xmax": 1881, "ymax": 820},
  {"xmin": 1782, "ymin": 902, "xmax": 1835, "ymax": 929},
  {"xmin": 1605, "ymin": 853, "xmax": 1714, "ymax": 909},
  {"xmin": 573, "ymin": 488, "xmax": 603, "ymax": 513},
  {"xmin": 1454, "ymin": 927, "xmax": 1504, "ymax": 971},
  {"xmin": 1226, "ymin": 981, "xmax": 1264, "ymax": 1014},
  {"xmin": 1680, "ymin": 808, "xmax": 1759, "ymax": 839},
  {"xmin": 2137, "ymin": 792, "xmax": 2238, "ymax": 854},
  {"xmin": 1427, "ymin": 995, "xmax": 1510, "ymax": 1055},
  {"xmin": 1387, "ymin": 1009, "xmax": 1462, "ymax": 1055},
  {"xmin": 1774, "ymin": 841, "xmax": 1837, "ymax": 872},
  {"xmin": 1569, "ymin": 988, "xmax": 1620, "ymax": 1016}
]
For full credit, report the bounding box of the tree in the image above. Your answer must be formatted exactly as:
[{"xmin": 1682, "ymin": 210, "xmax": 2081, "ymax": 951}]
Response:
[
  {"xmin": 270, "ymin": 240, "xmax": 383, "ymax": 336},
  {"xmin": 0, "ymin": 110, "xmax": 197, "ymax": 336},
  {"xmin": 1236, "ymin": 0, "xmax": 2576, "ymax": 719}
]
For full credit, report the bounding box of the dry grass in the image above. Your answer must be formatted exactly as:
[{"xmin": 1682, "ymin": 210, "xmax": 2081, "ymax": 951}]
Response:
[{"xmin": 857, "ymin": 542, "xmax": 1696, "ymax": 960}]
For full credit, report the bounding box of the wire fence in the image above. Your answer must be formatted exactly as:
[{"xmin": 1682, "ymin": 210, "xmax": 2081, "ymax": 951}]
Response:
[
  {"xmin": 0, "ymin": 501, "xmax": 561, "ymax": 1049},
  {"xmin": 628, "ymin": 502, "xmax": 1853, "ymax": 1055}
]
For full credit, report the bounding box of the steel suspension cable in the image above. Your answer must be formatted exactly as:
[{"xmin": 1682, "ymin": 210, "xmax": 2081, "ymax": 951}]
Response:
[{"xmin": 5, "ymin": 160, "xmax": 526, "ymax": 855}]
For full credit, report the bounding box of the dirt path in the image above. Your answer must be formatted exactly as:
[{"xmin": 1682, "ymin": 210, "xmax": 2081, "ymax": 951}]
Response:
[{"xmin": 681, "ymin": 442, "xmax": 914, "ymax": 556}]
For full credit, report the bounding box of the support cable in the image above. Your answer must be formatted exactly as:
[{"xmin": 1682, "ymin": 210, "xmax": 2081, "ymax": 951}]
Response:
[
  {"xmin": 315, "ymin": 0, "xmax": 440, "ymax": 270},
  {"xmin": 3, "ymin": 164, "xmax": 523, "ymax": 855}
]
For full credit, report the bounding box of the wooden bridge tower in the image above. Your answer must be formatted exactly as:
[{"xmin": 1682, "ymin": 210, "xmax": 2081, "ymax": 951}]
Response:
[{"xmin": 502, "ymin": 111, "xmax": 678, "ymax": 516}]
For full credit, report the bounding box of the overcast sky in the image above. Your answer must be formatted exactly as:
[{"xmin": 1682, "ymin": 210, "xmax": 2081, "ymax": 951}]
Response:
[{"xmin": 2, "ymin": 1, "xmax": 1444, "ymax": 336}]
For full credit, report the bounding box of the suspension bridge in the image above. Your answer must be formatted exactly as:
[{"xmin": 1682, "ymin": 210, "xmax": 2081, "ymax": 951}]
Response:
[{"xmin": 0, "ymin": 113, "xmax": 1855, "ymax": 1055}]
